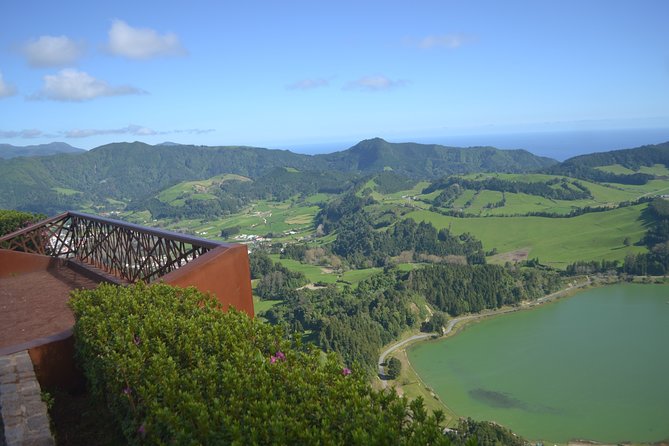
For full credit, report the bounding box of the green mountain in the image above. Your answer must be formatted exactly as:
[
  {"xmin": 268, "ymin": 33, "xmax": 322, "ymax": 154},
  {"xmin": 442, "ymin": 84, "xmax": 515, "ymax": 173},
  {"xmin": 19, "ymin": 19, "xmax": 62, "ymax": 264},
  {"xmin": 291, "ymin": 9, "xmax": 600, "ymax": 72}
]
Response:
[
  {"xmin": 0, "ymin": 142, "xmax": 318, "ymax": 212},
  {"xmin": 544, "ymin": 141, "xmax": 669, "ymax": 185},
  {"xmin": 0, "ymin": 138, "xmax": 558, "ymax": 214},
  {"xmin": 561, "ymin": 141, "xmax": 669, "ymax": 169},
  {"xmin": 0, "ymin": 142, "xmax": 84, "ymax": 159},
  {"xmin": 318, "ymin": 137, "xmax": 557, "ymax": 177}
]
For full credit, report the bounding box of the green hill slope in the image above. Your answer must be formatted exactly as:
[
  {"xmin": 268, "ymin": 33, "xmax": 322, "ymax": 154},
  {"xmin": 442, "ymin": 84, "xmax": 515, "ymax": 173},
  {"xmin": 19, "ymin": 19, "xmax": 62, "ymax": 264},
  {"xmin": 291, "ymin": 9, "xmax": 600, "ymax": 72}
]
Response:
[
  {"xmin": 319, "ymin": 137, "xmax": 557, "ymax": 178},
  {"xmin": 0, "ymin": 138, "xmax": 558, "ymax": 214}
]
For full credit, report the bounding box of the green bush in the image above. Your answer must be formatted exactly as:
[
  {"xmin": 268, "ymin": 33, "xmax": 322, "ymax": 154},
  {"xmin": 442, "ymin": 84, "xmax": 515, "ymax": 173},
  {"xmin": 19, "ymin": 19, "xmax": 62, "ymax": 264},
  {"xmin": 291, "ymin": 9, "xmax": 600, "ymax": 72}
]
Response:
[
  {"xmin": 0, "ymin": 209, "xmax": 44, "ymax": 237},
  {"xmin": 387, "ymin": 357, "xmax": 402, "ymax": 380},
  {"xmin": 70, "ymin": 283, "xmax": 449, "ymax": 445}
]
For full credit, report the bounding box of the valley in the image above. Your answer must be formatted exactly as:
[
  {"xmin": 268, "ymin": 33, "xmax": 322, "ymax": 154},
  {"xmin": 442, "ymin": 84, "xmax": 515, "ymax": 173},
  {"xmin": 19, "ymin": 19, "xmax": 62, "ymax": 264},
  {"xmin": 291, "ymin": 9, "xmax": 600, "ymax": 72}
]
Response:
[{"xmin": 3, "ymin": 137, "xmax": 669, "ymax": 444}]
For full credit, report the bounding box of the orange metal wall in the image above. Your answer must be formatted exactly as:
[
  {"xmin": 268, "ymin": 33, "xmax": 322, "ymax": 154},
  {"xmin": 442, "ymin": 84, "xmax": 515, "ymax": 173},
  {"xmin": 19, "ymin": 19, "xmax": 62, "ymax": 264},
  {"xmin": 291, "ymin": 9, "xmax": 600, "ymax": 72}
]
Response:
[
  {"xmin": 0, "ymin": 249, "xmax": 63, "ymax": 277},
  {"xmin": 161, "ymin": 244, "xmax": 254, "ymax": 316}
]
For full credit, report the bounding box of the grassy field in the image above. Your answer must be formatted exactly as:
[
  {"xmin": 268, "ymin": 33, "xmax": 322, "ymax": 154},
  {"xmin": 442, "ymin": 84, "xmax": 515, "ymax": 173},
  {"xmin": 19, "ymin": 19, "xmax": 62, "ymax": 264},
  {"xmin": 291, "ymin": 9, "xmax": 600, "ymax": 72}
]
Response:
[
  {"xmin": 157, "ymin": 174, "xmax": 251, "ymax": 205},
  {"xmin": 406, "ymin": 204, "xmax": 649, "ymax": 267},
  {"xmin": 139, "ymin": 198, "xmax": 320, "ymax": 242},
  {"xmin": 270, "ymin": 255, "xmax": 382, "ymax": 287},
  {"xmin": 53, "ymin": 187, "xmax": 81, "ymax": 196},
  {"xmin": 418, "ymin": 174, "xmax": 669, "ymax": 216},
  {"xmin": 464, "ymin": 190, "xmax": 504, "ymax": 213},
  {"xmin": 596, "ymin": 163, "xmax": 669, "ymax": 176},
  {"xmin": 119, "ymin": 171, "xmax": 663, "ymax": 271},
  {"xmin": 252, "ymin": 296, "xmax": 282, "ymax": 316}
]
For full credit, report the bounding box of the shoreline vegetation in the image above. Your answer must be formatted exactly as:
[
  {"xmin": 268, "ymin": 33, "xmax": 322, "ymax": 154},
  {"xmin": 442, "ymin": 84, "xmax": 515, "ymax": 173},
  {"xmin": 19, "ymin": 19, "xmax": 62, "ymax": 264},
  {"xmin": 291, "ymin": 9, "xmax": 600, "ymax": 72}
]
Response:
[{"xmin": 377, "ymin": 275, "xmax": 666, "ymax": 446}]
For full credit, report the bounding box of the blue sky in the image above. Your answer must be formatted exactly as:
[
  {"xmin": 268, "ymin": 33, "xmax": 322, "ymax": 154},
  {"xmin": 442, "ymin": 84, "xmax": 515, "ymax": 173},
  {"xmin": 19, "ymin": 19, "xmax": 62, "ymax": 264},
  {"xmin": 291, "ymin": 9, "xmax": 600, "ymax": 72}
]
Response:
[{"xmin": 1, "ymin": 0, "xmax": 668, "ymax": 153}]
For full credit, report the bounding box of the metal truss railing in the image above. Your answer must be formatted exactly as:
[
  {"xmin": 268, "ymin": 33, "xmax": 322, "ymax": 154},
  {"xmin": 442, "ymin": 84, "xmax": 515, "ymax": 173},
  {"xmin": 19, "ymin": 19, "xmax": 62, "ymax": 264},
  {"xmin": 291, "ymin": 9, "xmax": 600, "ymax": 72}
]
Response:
[{"xmin": 0, "ymin": 211, "xmax": 222, "ymax": 283}]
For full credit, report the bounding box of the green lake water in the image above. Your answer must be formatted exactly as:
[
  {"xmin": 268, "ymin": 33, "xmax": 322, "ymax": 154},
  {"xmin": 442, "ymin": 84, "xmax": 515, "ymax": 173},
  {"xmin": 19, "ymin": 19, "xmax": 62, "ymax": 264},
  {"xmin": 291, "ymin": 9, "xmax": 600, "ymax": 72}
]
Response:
[{"xmin": 408, "ymin": 284, "xmax": 669, "ymax": 443}]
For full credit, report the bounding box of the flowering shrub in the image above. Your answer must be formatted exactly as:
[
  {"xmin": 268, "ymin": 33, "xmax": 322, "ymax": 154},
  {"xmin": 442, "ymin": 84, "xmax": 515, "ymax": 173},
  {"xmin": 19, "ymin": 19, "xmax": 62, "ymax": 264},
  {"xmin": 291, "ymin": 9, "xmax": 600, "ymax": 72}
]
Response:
[{"xmin": 70, "ymin": 283, "xmax": 449, "ymax": 445}]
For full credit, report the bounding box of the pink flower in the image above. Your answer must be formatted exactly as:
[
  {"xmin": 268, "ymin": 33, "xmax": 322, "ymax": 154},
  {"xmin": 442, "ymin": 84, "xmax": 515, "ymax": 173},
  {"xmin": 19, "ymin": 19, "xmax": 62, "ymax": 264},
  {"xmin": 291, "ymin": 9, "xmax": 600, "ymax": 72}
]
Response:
[
  {"xmin": 138, "ymin": 423, "xmax": 146, "ymax": 437},
  {"xmin": 342, "ymin": 367, "xmax": 352, "ymax": 376},
  {"xmin": 275, "ymin": 351, "xmax": 286, "ymax": 361},
  {"xmin": 123, "ymin": 386, "xmax": 132, "ymax": 395},
  {"xmin": 270, "ymin": 355, "xmax": 277, "ymax": 364}
]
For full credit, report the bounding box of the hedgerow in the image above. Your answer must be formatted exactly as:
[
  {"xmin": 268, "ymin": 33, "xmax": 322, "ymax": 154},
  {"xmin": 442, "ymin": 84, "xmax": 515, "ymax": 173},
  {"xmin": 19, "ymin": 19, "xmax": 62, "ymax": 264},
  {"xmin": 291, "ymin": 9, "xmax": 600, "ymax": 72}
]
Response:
[{"xmin": 70, "ymin": 283, "xmax": 449, "ymax": 445}]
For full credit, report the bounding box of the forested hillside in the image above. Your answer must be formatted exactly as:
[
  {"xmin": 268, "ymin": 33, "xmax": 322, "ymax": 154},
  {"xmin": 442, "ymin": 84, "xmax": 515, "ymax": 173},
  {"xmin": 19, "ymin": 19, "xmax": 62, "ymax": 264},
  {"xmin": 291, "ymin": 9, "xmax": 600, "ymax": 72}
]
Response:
[
  {"xmin": 318, "ymin": 137, "xmax": 557, "ymax": 178},
  {"xmin": 0, "ymin": 138, "xmax": 556, "ymax": 214},
  {"xmin": 543, "ymin": 141, "xmax": 669, "ymax": 185}
]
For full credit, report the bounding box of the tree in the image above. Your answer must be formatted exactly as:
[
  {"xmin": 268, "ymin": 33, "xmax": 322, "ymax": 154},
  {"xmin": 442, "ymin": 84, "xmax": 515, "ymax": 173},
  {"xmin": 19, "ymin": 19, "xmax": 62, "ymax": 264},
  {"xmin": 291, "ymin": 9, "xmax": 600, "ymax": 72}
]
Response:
[
  {"xmin": 422, "ymin": 311, "xmax": 449, "ymax": 334},
  {"xmin": 387, "ymin": 357, "xmax": 402, "ymax": 379}
]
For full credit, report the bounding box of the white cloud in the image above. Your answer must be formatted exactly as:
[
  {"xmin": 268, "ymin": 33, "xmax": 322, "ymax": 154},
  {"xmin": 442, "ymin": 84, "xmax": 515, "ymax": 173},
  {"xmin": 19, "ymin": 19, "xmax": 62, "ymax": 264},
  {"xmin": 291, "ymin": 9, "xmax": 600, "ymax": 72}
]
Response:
[
  {"xmin": 287, "ymin": 78, "xmax": 329, "ymax": 90},
  {"xmin": 64, "ymin": 125, "xmax": 214, "ymax": 138},
  {"xmin": 65, "ymin": 125, "xmax": 156, "ymax": 138},
  {"xmin": 172, "ymin": 128, "xmax": 215, "ymax": 135},
  {"xmin": 0, "ymin": 72, "xmax": 17, "ymax": 98},
  {"xmin": 345, "ymin": 75, "xmax": 408, "ymax": 91},
  {"xmin": 31, "ymin": 69, "xmax": 146, "ymax": 101},
  {"xmin": 415, "ymin": 34, "xmax": 472, "ymax": 49},
  {"xmin": 107, "ymin": 20, "xmax": 187, "ymax": 59},
  {"xmin": 0, "ymin": 129, "xmax": 44, "ymax": 138},
  {"xmin": 22, "ymin": 35, "xmax": 84, "ymax": 67}
]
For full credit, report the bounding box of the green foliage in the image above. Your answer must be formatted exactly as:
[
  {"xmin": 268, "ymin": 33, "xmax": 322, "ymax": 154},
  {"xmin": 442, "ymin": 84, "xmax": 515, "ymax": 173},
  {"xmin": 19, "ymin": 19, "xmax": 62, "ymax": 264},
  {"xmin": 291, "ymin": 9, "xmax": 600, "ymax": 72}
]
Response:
[
  {"xmin": 0, "ymin": 142, "xmax": 322, "ymax": 214},
  {"xmin": 387, "ymin": 357, "xmax": 402, "ymax": 379},
  {"xmin": 250, "ymin": 251, "xmax": 308, "ymax": 299},
  {"xmin": 421, "ymin": 311, "xmax": 449, "ymax": 334},
  {"xmin": 406, "ymin": 204, "xmax": 648, "ymax": 268},
  {"xmin": 249, "ymin": 250, "xmax": 274, "ymax": 279},
  {"xmin": 623, "ymin": 198, "xmax": 669, "ymax": 275},
  {"xmin": 425, "ymin": 176, "xmax": 591, "ymax": 202},
  {"xmin": 373, "ymin": 172, "xmax": 417, "ymax": 194},
  {"xmin": 0, "ymin": 209, "xmax": 44, "ymax": 236},
  {"xmin": 407, "ymin": 264, "xmax": 561, "ymax": 316},
  {"xmin": 280, "ymin": 243, "xmax": 307, "ymax": 261},
  {"xmin": 320, "ymin": 138, "xmax": 556, "ymax": 179},
  {"xmin": 265, "ymin": 269, "xmax": 422, "ymax": 371},
  {"xmin": 317, "ymin": 194, "xmax": 484, "ymax": 268},
  {"xmin": 220, "ymin": 167, "xmax": 356, "ymax": 202},
  {"xmin": 565, "ymin": 259, "xmax": 620, "ymax": 275},
  {"xmin": 70, "ymin": 283, "xmax": 450, "ymax": 445},
  {"xmin": 541, "ymin": 142, "xmax": 669, "ymax": 186},
  {"xmin": 132, "ymin": 195, "xmax": 242, "ymax": 220},
  {"xmin": 445, "ymin": 418, "xmax": 528, "ymax": 446},
  {"xmin": 648, "ymin": 197, "xmax": 669, "ymax": 218},
  {"xmin": 219, "ymin": 225, "xmax": 241, "ymax": 238}
]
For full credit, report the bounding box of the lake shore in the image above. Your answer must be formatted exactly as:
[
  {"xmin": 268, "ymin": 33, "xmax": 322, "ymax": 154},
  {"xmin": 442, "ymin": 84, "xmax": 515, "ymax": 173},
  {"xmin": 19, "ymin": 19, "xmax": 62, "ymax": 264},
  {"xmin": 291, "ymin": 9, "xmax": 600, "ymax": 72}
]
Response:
[{"xmin": 377, "ymin": 276, "xmax": 668, "ymax": 445}]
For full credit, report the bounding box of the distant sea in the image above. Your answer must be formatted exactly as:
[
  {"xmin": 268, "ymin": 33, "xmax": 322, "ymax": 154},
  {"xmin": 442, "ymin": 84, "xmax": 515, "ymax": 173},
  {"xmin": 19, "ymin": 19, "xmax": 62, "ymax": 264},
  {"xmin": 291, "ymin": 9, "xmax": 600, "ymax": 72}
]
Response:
[{"xmin": 283, "ymin": 127, "xmax": 669, "ymax": 161}]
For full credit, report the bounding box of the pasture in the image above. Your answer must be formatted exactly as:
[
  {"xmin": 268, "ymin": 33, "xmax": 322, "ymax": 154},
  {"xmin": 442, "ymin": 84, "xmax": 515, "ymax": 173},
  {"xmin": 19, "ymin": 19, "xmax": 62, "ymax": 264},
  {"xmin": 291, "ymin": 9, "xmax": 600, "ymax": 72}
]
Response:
[{"xmin": 405, "ymin": 204, "xmax": 648, "ymax": 267}]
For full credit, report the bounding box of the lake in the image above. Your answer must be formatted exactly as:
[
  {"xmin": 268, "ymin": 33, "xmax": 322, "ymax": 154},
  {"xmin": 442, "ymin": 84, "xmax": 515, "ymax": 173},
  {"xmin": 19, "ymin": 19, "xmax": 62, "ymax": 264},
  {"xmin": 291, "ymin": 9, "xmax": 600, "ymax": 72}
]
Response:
[{"xmin": 408, "ymin": 284, "xmax": 669, "ymax": 443}]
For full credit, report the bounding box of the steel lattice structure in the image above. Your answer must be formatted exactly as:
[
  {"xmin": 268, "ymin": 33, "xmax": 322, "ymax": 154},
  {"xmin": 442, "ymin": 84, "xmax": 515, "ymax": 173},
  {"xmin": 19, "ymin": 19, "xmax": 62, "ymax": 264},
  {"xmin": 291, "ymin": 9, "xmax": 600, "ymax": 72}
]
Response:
[{"xmin": 0, "ymin": 211, "xmax": 222, "ymax": 283}]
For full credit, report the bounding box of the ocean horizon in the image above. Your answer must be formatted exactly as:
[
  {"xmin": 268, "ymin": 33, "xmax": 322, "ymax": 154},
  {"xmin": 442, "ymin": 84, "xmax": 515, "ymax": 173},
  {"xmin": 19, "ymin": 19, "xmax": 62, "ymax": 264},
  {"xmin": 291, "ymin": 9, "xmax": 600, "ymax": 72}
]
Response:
[{"xmin": 281, "ymin": 127, "xmax": 669, "ymax": 161}]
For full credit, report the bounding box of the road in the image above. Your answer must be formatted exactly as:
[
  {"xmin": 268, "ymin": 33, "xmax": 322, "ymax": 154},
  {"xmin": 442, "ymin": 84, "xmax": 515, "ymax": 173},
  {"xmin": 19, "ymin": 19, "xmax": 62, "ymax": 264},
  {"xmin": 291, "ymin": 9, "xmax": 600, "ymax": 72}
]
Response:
[
  {"xmin": 377, "ymin": 312, "xmax": 514, "ymax": 388},
  {"xmin": 377, "ymin": 278, "xmax": 591, "ymax": 388}
]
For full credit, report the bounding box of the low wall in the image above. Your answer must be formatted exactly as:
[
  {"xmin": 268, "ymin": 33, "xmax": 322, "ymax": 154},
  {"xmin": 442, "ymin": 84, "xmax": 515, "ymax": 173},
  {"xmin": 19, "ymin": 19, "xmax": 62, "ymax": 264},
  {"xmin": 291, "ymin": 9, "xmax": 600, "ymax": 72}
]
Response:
[
  {"xmin": 161, "ymin": 244, "xmax": 254, "ymax": 316},
  {"xmin": 0, "ymin": 250, "xmax": 63, "ymax": 278}
]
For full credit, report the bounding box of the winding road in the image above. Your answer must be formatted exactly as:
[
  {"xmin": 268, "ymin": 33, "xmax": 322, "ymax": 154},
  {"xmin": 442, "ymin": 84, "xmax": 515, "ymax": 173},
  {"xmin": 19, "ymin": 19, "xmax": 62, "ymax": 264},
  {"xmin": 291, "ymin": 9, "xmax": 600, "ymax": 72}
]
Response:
[
  {"xmin": 377, "ymin": 313, "xmax": 500, "ymax": 388},
  {"xmin": 377, "ymin": 278, "xmax": 591, "ymax": 388}
]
